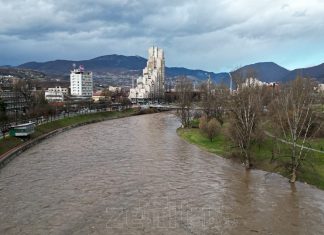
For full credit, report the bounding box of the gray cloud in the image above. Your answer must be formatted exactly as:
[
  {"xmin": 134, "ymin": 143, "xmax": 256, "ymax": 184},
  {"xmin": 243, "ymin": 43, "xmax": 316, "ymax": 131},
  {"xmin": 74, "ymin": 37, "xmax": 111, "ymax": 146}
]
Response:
[{"xmin": 0, "ymin": 0, "xmax": 324, "ymax": 71}]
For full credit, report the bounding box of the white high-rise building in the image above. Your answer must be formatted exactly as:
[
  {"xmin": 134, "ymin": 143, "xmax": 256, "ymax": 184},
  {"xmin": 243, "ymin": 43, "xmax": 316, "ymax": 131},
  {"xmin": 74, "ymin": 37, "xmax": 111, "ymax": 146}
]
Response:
[
  {"xmin": 129, "ymin": 46, "xmax": 165, "ymax": 102},
  {"xmin": 70, "ymin": 65, "xmax": 93, "ymax": 97}
]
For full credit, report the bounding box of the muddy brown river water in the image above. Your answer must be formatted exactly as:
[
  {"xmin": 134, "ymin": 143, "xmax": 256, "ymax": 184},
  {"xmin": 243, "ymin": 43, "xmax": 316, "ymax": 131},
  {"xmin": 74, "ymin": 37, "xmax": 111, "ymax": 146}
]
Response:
[{"xmin": 1, "ymin": 113, "xmax": 324, "ymax": 235}]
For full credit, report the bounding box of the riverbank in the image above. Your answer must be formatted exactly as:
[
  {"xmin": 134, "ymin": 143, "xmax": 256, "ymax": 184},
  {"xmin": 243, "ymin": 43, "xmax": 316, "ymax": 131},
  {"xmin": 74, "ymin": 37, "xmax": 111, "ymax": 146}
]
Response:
[
  {"xmin": 177, "ymin": 127, "xmax": 324, "ymax": 190},
  {"xmin": 0, "ymin": 109, "xmax": 140, "ymax": 167}
]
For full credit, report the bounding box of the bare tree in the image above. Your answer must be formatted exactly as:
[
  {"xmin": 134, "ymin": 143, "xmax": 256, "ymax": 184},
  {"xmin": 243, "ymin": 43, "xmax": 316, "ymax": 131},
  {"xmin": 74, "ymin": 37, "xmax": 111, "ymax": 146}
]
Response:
[
  {"xmin": 0, "ymin": 97, "xmax": 8, "ymax": 138},
  {"xmin": 176, "ymin": 77, "xmax": 193, "ymax": 128},
  {"xmin": 0, "ymin": 97, "xmax": 6, "ymax": 122},
  {"xmin": 270, "ymin": 77, "xmax": 320, "ymax": 183},
  {"xmin": 200, "ymin": 77, "xmax": 215, "ymax": 119},
  {"xmin": 118, "ymin": 97, "xmax": 132, "ymax": 109},
  {"xmin": 28, "ymin": 90, "xmax": 52, "ymax": 118},
  {"xmin": 200, "ymin": 78, "xmax": 229, "ymax": 125},
  {"xmin": 13, "ymin": 79, "xmax": 35, "ymax": 105},
  {"xmin": 101, "ymin": 88, "xmax": 113, "ymax": 100},
  {"xmin": 212, "ymin": 84, "xmax": 230, "ymax": 126},
  {"xmin": 199, "ymin": 115, "xmax": 208, "ymax": 132},
  {"xmin": 13, "ymin": 78, "xmax": 37, "ymax": 118},
  {"xmin": 228, "ymin": 69, "xmax": 264, "ymax": 169}
]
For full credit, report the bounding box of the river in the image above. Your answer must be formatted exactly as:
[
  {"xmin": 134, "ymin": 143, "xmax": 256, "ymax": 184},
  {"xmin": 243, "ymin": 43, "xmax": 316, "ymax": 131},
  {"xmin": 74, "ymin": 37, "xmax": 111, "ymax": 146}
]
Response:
[{"xmin": 0, "ymin": 113, "xmax": 324, "ymax": 235}]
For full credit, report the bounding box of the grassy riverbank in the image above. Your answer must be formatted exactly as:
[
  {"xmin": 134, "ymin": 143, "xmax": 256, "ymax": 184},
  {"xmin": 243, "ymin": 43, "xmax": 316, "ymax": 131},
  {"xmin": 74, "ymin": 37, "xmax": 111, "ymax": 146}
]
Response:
[
  {"xmin": 0, "ymin": 109, "xmax": 138, "ymax": 156},
  {"xmin": 177, "ymin": 127, "xmax": 324, "ymax": 190}
]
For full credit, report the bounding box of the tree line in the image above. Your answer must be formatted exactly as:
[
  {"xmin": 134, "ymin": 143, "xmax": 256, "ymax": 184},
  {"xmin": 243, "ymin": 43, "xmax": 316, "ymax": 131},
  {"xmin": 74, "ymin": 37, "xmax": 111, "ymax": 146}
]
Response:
[
  {"xmin": 0, "ymin": 79, "xmax": 132, "ymax": 133},
  {"xmin": 175, "ymin": 72, "xmax": 323, "ymax": 183}
]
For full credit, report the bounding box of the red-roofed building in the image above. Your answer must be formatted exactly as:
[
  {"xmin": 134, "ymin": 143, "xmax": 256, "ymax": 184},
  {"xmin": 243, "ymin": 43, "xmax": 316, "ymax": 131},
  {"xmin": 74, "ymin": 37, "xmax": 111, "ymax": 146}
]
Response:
[{"xmin": 92, "ymin": 91, "xmax": 105, "ymax": 102}]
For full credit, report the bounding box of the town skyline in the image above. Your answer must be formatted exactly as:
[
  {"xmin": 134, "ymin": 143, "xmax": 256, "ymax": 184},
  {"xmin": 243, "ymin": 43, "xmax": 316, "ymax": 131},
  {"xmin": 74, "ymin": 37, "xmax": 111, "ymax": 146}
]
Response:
[{"xmin": 1, "ymin": 0, "xmax": 324, "ymax": 72}]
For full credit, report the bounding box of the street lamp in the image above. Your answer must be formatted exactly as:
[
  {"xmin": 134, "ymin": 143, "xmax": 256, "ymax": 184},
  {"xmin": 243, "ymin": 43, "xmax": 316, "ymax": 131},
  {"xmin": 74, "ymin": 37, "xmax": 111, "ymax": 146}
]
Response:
[
  {"xmin": 228, "ymin": 72, "xmax": 233, "ymax": 94},
  {"xmin": 152, "ymin": 83, "xmax": 155, "ymax": 103}
]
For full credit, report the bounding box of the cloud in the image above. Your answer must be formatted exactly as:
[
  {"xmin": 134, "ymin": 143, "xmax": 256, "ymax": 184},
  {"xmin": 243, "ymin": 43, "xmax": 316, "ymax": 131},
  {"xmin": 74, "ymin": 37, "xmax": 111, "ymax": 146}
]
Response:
[{"xmin": 0, "ymin": 0, "xmax": 324, "ymax": 71}]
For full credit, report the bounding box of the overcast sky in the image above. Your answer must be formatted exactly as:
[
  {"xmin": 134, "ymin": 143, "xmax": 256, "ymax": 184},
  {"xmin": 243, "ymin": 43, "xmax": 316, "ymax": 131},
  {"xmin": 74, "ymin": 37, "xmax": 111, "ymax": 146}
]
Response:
[{"xmin": 1, "ymin": 0, "xmax": 324, "ymax": 72}]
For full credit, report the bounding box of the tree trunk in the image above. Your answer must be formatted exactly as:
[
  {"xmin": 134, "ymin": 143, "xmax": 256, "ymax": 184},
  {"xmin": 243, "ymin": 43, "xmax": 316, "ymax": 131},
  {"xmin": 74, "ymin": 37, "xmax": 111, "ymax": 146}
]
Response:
[
  {"xmin": 245, "ymin": 154, "xmax": 250, "ymax": 169},
  {"xmin": 290, "ymin": 168, "xmax": 297, "ymax": 183}
]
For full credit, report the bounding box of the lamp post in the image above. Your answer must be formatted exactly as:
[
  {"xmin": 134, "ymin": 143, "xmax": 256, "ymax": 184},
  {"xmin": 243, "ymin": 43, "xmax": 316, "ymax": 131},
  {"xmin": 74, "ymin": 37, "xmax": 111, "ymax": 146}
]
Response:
[
  {"xmin": 152, "ymin": 83, "xmax": 155, "ymax": 103},
  {"xmin": 228, "ymin": 72, "xmax": 233, "ymax": 94}
]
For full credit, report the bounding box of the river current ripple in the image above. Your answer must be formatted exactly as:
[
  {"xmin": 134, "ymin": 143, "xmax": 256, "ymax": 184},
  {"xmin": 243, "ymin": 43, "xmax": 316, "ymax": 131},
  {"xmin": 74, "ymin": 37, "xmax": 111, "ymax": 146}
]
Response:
[{"xmin": 1, "ymin": 113, "xmax": 324, "ymax": 235}]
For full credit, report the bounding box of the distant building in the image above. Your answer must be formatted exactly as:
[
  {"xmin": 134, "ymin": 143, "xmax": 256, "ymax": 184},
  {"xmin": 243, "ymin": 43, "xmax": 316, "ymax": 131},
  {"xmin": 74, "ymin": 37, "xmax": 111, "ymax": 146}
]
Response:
[
  {"xmin": 1, "ymin": 77, "xmax": 23, "ymax": 115},
  {"xmin": 48, "ymin": 86, "xmax": 68, "ymax": 95},
  {"xmin": 70, "ymin": 65, "xmax": 93, "ymax": 97},
  {"xmin": 45, "ymin": 86, "xmax": 68, "ymax": 102},
  {"xmin": 129, "ymin": 46, "xmax": 165, "ymax": 102},
  {"xmin": 0, "ymin": 89, "xmax": 28, "ymax": 115},
  {"xmin": 108, "ymin": 86, "xmax": 122, "ymax": 93},
  {"xmin": 242, "ymin": 78, "xmax": 267, "ymax": 87},
  {"xmin": 318, "ymin": 84, "xmax": 324, "ymax": 92},
  {"xmin": 92, "ymin": 91, "xmax": 106, "ymax": 102},
  {"xmin": 241, "ymin": 78, "xmax": 279, "ymax": 89}
]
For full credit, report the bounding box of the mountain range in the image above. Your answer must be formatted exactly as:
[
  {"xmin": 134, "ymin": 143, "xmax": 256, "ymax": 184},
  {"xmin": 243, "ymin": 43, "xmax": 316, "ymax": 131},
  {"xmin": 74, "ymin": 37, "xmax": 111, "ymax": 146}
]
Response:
[{"xmin": 13, "ymin": 55, "xmax": 324, "ymax": 84}]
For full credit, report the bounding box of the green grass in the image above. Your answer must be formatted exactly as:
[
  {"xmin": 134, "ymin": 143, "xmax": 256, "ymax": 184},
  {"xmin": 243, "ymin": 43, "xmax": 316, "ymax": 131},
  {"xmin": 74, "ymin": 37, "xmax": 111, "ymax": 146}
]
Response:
[
  {"xmin": 177, "ymin": 128, "xmax": 228, "ymax": 156},
  {"xmin": 177, "ymin": 126, "xmax": 324, "ymax": 190},
  {"xmin": 313, "ymin": 103, "xmax": 324, "ymax": 113},
  {"xmin": 190, "ymin": 119, "xmax": 200, "ymax": 128},
  {"xmin": 33, "ymin": 109, "xmax": 137, "ymax": 137},
  {"xmin": 0, "ymin": 136, "xmax": 23, "ymax": 156},
  {"xmin": 309, "ymin": 138, "xmax": 324, "ymax": 151},
  {"xmin": 0, "ymin": 109, "xmax": 138, "ymax": 156}
]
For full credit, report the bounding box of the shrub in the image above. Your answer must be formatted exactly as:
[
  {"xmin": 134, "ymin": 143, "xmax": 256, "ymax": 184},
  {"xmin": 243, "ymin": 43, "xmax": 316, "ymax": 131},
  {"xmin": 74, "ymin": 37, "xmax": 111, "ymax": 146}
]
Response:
[
  {"xmin": 206, "ymin": 118, "xmax": 220, "ymax": 142},
  {"xmin": 199, "ymin": 116, "xmax": 208, "ymax": 133}
]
